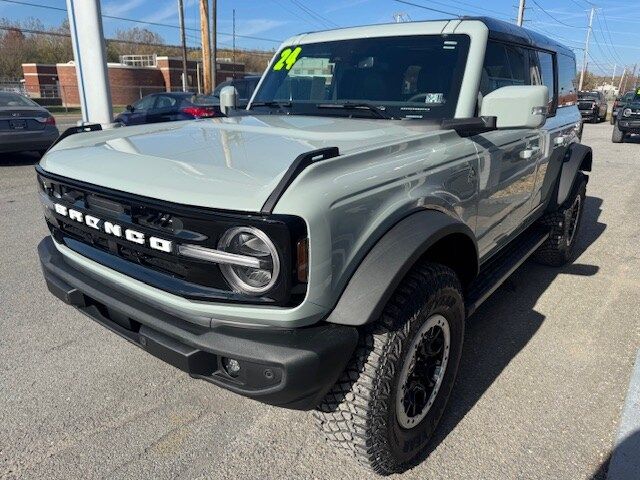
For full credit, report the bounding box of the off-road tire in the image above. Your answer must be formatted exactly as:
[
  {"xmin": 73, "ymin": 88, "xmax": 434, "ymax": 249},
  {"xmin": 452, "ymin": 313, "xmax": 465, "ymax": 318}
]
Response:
[
  {"xmin": 314, "ymin": 263, "xmax": 465, "ymax": 475},
  {"xmin": 533, "ymin": 174, "xmax": 587, "ymax": 267},
  {"xmin": 612, "ymin": 122, "xmax": 625, "ymax": 143}
]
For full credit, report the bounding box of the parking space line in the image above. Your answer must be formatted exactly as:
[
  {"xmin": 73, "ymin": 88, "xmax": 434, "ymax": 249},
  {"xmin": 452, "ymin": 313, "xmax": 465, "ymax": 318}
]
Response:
[{"xmin": 607, "ymin": 349, "xmax": 640, "ymax": 480}]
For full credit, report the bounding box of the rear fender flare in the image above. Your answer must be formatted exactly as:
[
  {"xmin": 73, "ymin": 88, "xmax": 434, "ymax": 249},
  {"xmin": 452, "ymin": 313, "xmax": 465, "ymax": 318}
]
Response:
[
  {"xmin": 556, "ymin": 143, "xmax": 592, "ymax": 207},
  {"xmin": 325, "ymin": 210, "xmax": 478, "ymax": 327}
]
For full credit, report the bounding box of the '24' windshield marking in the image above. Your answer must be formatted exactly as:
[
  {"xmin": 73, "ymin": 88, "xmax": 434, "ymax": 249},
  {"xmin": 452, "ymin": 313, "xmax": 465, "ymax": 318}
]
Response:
[{"xmin": 273, "ymin": 47, "xmax": 303, "ymax": 71}]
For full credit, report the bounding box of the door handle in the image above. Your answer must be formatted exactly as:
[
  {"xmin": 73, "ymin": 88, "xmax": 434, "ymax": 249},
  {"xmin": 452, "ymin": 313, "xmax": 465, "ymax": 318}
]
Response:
[{"xmin": 519, "ymin": 146, "xmax": 540, "ymax": 160}]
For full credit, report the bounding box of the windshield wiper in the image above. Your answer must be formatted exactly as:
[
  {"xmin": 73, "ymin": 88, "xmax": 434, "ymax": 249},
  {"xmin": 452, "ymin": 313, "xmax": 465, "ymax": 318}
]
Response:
[
  {"xmin": 249, "ymin": 101, "xmax": 292, "ymax": 110},
  {"xmin": 316, "ymin": 102, "xmax": 393, "ymax": 119}
]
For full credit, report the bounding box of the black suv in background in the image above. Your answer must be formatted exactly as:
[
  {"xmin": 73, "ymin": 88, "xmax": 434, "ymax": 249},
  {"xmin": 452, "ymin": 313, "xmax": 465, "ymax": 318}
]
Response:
[
  {"xmin": 578, "ymin": 91, "xmax": 608, "ymax": 123},
  {"xmin": 612, "ymin": 89, "xmax": 640, "ymax": 143},
  {"xmin": 611, "ymin": 90, "xmax": 635, "ymax": 124}
]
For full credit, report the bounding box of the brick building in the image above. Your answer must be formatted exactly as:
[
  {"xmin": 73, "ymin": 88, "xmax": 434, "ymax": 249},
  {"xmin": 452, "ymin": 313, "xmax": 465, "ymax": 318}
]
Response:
[{"xmin": 22, "ymin": 56, "xmax": 245, "ymax": 107}]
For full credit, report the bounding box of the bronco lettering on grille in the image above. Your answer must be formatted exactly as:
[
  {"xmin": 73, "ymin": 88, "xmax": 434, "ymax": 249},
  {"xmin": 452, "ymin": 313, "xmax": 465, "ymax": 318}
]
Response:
[{"xmin": 53, "ymin": 203, "xmax": 173, "ymax": 253}]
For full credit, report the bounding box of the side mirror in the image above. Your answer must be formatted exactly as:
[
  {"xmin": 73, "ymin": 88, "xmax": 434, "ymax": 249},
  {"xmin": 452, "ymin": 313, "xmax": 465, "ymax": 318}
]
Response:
[
  {"xmin": 126, "ymin": 104, "xmax": 134, "ymax": 112},
  {"xmin": 219, "ymin": 86, "xmax": 238, "ymax": 116},
  {"xmin": 480, "ymin": 85, "xmax": 549, "ymax": 129}
]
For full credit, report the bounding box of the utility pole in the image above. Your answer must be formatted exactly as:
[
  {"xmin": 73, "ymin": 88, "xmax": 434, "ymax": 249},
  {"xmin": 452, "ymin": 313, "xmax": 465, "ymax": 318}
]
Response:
[
  {"xmin": 578, "ymin": 7, "xmax": 595, "ymax": 91},
  {"xmin": 516, "ymin": 0, "xmax": 526, "ymax": 27},
  {"xmin": 611, "ymin": 64, "xmax": 616, "ymax": 85},
  {"xmin": 618, "ymin": 67, "xmax": 627, "ymax": 94},
  {"xmin": 178, "ymin": 0, "xmax": 188, "ymax": 92},
  {"xmin": 232, "ymin": 9, "xmax": 236, "ymax": 67},
  {"xmin": 211, "ymin": 0, "xmax": 217, "ymax": 88},
  {"xmin": 629, "ymin": 64, "xmax": 638, "ymax": 92},
  {"xmin": 199, "ymin": 0, "xmax": 212, "ymax": 94}
]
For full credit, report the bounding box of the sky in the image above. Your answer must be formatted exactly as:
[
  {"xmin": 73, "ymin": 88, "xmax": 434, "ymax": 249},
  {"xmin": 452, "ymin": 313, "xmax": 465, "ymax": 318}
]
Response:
[{"xmin": 1, "ymin": 0, "xmax": 639, "ymax": 77}]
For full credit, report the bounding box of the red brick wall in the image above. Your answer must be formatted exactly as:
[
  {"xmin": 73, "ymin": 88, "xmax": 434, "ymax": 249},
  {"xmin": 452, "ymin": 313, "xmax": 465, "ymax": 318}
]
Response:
[
  {"xmin": 22, "ymin": 64, "xmax": 58, "ymax": 97},
  {"xmin": 22, "ymin": 57, "xmax": 249, "ymax": 106},
  {"xmin": 55, "ymin": 64, "xmax": 166, "ymax": 106}
]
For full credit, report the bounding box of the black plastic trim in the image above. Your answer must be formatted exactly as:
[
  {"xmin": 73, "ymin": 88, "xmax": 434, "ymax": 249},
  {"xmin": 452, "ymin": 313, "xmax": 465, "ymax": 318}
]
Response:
[
  {"xmin": 49, "ymin": 123, "xmax": 102, "ymax": 151},
  {"xmin": 38, "ymin": 236, "xmax": 358, "ymax": 410},
  {"xmin": 326, "ymin": 210, "xmax": 478, "ymax": 327},
  {"xmin": 557, "ymin": 143, "xmax": 592, "ymax": 207},
  {"xmin": 261, "ymin": 147, "xmax": 339, "ymax": 213}
]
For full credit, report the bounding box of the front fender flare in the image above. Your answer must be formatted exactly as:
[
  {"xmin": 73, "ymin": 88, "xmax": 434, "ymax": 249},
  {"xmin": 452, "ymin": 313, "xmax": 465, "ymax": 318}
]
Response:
[{"xmin": 325, "ymin": 210, "xmax": 478, "ymax": 327}]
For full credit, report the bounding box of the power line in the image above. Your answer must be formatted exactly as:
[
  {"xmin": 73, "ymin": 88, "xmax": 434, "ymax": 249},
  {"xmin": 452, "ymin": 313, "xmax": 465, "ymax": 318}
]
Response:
[
  {"xmin": 529, "ymin": 0, "xmax": 584, "ymax": 28},
  {"xmin": 0, "ymin": 0, "xmax": 283, "ymax": 43},
  {"xmin": 288, "ymin": 0, "xmax": 339, "ymax": 29},
  {"xmin": 408, "ymin": 0, "xmax": 509, "ymax": 19},
  {"xmin": 391, "ymin": 0, "xmax": 459, "ymax": 17},
  {"xmin": 0, "ymin": 24, "xmax": 273, "ymax": 55}
]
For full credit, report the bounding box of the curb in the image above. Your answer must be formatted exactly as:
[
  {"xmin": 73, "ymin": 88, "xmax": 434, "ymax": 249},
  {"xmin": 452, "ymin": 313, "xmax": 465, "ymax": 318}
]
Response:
[{"xmin": 607, "ymin": 349, "xmax": 640, "ymax": 480}]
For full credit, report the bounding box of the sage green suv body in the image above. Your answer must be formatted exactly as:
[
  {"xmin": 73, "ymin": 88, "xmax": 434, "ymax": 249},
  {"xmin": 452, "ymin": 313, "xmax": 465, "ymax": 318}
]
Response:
[{"xmin": 37, "ymin": 17, "xmax": 592, "ymax": 474}]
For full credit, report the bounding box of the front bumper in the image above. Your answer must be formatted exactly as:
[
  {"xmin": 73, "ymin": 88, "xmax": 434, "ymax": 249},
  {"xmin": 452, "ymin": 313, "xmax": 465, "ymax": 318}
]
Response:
[
  {"xmin": 579, "ymin": 109, "xmax": 597, "ymax": 119},
  {"xmin": 617, "ymin": 119, "xmax": 640, "ymax": 132},
  {"xmin": 39, "ymin": 236, "xmax": 358, "ymax": 410}
]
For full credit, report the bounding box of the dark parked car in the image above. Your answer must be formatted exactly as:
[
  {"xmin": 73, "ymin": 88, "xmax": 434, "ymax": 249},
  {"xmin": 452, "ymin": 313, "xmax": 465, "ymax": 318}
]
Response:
[
  {"xmin": 212, "ymin": 75, "xmax": 261, "ymax": 108},
  {"xmin": 612, "ymin": 89, "xmax": 640, "ymax": 143},
  {"xmin": 578, "ymin": 90, "xmax": 607, "ymax": 123},
  {"xmin": 0, "ymin": 92, "xmax": 58, "ymax": 155},
  {"xmin": 115, "ymin": 92, "xmax": 217, "ymax": 126},
  {"xmin": 611, "ymin": 90, "xmax": 635, "ymax": 124}
]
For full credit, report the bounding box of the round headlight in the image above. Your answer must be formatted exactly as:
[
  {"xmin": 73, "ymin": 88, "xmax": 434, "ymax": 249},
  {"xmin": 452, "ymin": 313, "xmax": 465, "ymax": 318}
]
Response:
[
  {"xmin": 218, "ymin": 227, "xmax": 280, "ymax": 295},
  {"xmin": 623, "ymin": 108, "xmax": 632, "ymax": 117}
]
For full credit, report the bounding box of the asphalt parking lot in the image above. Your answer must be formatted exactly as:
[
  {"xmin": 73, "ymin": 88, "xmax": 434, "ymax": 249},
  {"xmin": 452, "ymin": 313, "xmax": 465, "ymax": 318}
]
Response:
[{"xmin": 1, "ymin": 122, "xmax": 639, "ymax": 479}]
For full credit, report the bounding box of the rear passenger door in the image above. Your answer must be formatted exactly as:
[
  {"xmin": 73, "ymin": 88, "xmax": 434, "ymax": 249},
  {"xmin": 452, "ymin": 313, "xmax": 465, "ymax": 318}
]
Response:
[{"xmin": 473, "ymin": 41, "xmax": 544, "ymax": 258}]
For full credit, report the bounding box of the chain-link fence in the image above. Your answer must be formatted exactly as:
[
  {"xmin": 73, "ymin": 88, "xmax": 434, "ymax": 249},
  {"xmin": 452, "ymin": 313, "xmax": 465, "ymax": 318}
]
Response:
[
  {"xmin": 22, "ymin": 83, "xmax": 191, "ymax": 111},
  {"xmin": 0, "ymin": 77, "xmax": 26, "ymax": 95}
]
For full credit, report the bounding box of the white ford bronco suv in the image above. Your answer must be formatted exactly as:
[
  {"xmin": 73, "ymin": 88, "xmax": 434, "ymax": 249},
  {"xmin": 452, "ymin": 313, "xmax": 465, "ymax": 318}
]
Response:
[{"xmin": 37, "ymin": 17, "xmax": 591, "ymax": 474}]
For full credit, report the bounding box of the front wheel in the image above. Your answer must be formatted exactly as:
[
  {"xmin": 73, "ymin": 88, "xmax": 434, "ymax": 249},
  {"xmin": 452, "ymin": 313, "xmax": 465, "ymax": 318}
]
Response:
[
  {"xmin": 314, "ymin": 263, "xmax": 465, "ymax": 475},
  {"xmin": 612, "ymin": 122, "xmax": 625, "ymax": 143}
]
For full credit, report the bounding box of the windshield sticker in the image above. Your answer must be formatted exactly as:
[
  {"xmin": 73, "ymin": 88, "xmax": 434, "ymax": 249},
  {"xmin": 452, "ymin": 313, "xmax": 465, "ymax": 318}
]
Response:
[
  {"xmin": 273, "ymin": 46, "xmax": 303, "ymax": 71},
  {"xmin": 425, "ymin": 93, "xmax": 444, "ymax": 104}
]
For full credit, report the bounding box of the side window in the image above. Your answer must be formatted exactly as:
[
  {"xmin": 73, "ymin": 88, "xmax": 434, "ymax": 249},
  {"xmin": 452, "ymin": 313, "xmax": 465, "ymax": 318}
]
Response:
[
  {"xmin": 531, "ymin": 50, "xmax": 556, "ymax": 115},
  {"xmin": 133, "ymin": 95, "xmax": 156, "ymax": 110},
  {"xmin": 154, "ymin": 95, "xmax": 177, "ymax": 109},
  {"xmin": 480, "ymin": 41, "xmax": 528, "ymax": 96},
  {"xmin": 557, "ymin": 54, "xmax": 577, "ymax": 107}
]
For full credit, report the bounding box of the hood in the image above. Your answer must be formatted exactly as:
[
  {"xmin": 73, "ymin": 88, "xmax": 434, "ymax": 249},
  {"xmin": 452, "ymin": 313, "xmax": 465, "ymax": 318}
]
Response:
[{"xmin": 40, "ymin": 115, "xmax": 434, "ymax": 212}]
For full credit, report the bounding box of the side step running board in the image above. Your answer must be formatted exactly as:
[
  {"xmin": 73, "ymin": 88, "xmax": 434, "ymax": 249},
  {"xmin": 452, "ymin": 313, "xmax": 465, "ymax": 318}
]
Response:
[{"xmin": 465, "ymin": 227, "xmax": 550, "ymax": 317}]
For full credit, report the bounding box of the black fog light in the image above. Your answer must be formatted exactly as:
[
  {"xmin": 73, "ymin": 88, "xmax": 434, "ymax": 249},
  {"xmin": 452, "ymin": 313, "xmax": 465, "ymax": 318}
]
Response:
[{"xmin": 222, "ymin": 357, "xmax": 241, "ymax": 377}]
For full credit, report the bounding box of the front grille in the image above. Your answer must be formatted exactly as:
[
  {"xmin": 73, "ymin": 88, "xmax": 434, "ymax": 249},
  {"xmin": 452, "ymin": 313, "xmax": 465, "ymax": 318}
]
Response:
[
  {"xmin": 578, "ymin": 101, "xmax": 595, "ymax": 110},
  {"xmin": 37, "ymin": 167, "xmax": 306, "ymax": 306}
]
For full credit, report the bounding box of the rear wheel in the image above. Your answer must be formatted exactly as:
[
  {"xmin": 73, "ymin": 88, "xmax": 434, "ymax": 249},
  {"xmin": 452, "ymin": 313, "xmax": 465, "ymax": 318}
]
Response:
[
  {"xmin": 314, "ymin": 263, "xmax": 465, "ymax": 475},
  {"xmin": 612, "ymin": 122, "xmax": 624, "ymax": 143},
  {"xmin": 534, "ymin": 174, "xmax": 587, "ymax": 267}
]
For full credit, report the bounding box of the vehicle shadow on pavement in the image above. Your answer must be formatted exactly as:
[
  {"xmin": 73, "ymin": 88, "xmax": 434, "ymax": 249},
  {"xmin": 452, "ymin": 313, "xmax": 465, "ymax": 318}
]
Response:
[
  {"xmin": 419, "ymin": 195, "xmax": 607, "ymax": 465},
  {"xmin": 590, "ymin": 429, "xmax": 640, "ymax": 480},
  {"xmin": 0, "ymin": 151, "xmax": 42, "ymax": 166}
]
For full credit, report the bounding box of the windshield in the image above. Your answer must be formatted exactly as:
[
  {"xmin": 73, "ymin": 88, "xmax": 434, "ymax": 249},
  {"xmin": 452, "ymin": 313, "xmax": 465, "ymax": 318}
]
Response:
[
  {"xmin": 578, "ymin": 92, "xmax": 598, "ymax": 100},
  {"xmin": 252, "ymin": 34, "xmax": 471, "ymax": 120},
  {"xmin": 0, "ymin": 92, "xmax": 38, "ymax": 107}
]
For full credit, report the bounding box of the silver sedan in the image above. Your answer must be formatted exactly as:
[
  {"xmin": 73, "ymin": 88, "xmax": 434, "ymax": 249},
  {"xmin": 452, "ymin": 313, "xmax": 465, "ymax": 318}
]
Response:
[{"xmin": 0, "ymin": 92, "xmax": 59, "ymax": 155}]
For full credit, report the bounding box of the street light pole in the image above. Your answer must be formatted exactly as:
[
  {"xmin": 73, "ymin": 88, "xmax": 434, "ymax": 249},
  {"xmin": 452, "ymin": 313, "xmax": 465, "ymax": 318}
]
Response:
[
  {"xmin": 65, "ymin": 0, "xmax": 113, "ymax": 125},
  {"xmin": 178, "ymin": 0, "xmax": 188, "ymax": 92},
  {"xmin": 578, "ymin": 7, "xmax": 595, "ymax": 91}
]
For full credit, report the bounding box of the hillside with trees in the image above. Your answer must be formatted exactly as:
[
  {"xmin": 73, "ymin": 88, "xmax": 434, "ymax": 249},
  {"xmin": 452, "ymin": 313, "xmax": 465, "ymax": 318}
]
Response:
[{"xmin": 0, "ymin": 18, "xmax": 274, "ymax": 80}]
